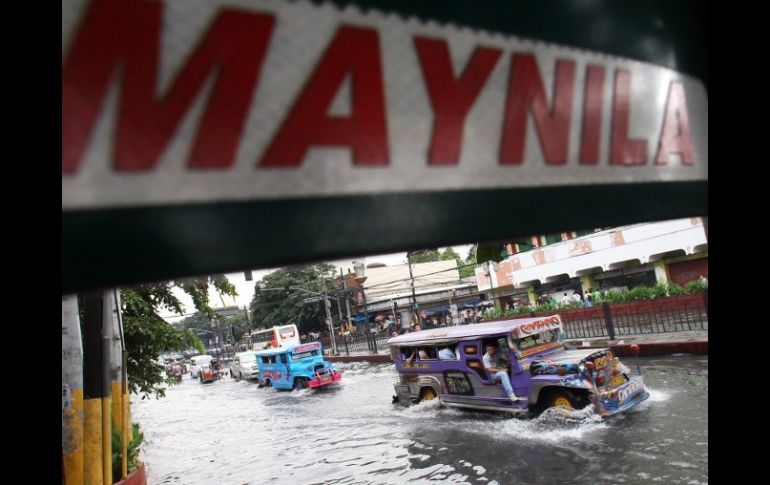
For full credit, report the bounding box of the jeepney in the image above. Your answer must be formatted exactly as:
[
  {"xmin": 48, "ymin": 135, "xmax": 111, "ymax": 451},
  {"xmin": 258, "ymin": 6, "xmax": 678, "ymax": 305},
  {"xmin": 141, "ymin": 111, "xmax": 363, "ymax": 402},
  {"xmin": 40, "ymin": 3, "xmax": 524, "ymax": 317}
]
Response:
[{"xmin": 388, "ymin": 315, "xmax": 649, "ymax": 416}]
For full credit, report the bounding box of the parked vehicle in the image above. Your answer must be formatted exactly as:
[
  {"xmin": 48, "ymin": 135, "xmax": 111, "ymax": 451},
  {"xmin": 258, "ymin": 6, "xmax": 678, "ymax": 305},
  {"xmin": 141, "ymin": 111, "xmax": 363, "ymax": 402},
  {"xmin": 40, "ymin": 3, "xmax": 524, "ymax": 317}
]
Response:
[
  {"xmin": 388, "ymin": 315, "xmax": 649, "ymax": 416},
  {"xmin": 255, "ymin": 341, "xmax": 341, "ymax": 390},
  {"xmin": 230, "ymin": 351, "xmax": 259, "ymax": 381}
]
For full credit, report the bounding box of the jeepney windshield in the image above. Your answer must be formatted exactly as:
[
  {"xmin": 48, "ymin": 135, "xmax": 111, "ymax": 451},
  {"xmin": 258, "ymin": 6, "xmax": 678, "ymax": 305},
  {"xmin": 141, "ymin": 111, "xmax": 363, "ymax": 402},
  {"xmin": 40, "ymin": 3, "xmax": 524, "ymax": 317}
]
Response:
[
  {"xmin": 509, "ymin": 329, "xmax": 563, "ymax": 358},
  {"xmin": 292, "ymin": 350, "xmax": 320, "ymax": 361}
]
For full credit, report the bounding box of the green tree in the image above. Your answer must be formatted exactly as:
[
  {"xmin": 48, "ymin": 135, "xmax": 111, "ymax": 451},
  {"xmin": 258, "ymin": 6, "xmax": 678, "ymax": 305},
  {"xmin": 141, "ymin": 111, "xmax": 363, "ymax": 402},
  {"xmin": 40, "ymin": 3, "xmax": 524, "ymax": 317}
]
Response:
[
  {"xmin": 250, "ymin": 264, "xmax": 338, "ymax": 334},
  {"xmin": 407, "ymin": 249, "xmax": 440, "ymax": 263},
  {"xmin": 176, "ymin": 312, "xmax": 211, "ymax": 332},
  {"xmin": 476, "ymin": 242, "xmax": 506, "ymax": 265},
  {"xmin": 121, "ymin": 275, "xmax": 237, "ymax": 399},
  {"xmin": 459, "ymin": 244, "xmax": 478, "ymax": 278},
  {"xmin": 219, "ymin": 311, "xmax": 251, "ymax": 344}
]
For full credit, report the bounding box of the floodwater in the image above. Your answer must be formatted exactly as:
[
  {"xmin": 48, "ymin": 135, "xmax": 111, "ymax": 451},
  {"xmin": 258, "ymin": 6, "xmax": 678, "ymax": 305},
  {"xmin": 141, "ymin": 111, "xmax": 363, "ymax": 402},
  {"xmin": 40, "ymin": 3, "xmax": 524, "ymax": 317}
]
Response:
[{"xmin": 132, "ymin": 355, "xmax": 707, "ymax": 484}]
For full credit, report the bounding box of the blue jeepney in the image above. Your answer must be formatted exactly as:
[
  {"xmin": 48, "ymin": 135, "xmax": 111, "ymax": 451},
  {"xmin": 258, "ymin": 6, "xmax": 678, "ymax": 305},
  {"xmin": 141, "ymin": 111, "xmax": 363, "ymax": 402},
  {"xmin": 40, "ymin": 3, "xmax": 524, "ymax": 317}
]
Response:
[{"xmin": 255, "ymin": 341, "xmax": 342, "ymax": 390}]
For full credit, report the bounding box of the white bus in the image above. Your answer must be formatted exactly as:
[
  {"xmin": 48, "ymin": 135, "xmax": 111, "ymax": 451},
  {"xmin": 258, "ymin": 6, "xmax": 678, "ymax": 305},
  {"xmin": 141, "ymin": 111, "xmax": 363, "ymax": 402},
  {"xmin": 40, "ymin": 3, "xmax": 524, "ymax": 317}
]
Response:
[{"xmin": 249, "ymin": 325, "xmax": 300, "ymax": 351}]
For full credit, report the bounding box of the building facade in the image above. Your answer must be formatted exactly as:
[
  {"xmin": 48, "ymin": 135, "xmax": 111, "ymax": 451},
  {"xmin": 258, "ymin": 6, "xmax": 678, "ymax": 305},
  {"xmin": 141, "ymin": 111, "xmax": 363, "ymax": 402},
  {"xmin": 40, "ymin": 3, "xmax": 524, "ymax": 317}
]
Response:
[{"xmin": 475, "ymin": 217, "xmax": 708, "ymax": 305}]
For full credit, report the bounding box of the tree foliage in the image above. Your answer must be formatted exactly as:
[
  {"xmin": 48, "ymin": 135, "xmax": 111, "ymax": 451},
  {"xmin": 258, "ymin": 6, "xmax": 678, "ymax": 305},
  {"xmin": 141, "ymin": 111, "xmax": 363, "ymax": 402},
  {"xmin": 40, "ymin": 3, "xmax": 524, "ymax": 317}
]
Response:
[
  {"xmin": 459, "ymin": 244, "xmax": 478, "ymax": 278},
  {"xmin": 250, "ymin": 264, "xmax": 339, "ymax": 334},
  {"xmin": 407, "ymin": 249, "xmax": 440, "ymax": 263},
  {"xmin": 121, "ymin": 276, "xmax": 236, "ymax": 399},
  {"xmin": 409, "ymin": 247, "xmax": 476, "ymax": 278}
]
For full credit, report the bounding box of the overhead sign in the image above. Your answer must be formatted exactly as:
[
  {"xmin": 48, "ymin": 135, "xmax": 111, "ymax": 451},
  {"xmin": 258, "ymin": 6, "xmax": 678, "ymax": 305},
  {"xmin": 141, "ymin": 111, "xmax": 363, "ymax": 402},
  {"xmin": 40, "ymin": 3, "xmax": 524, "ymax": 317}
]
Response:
[
  {"xmin": 62, "ymin": 0, "xmax": 707, "ymax": 211},
  {"xmin": 302, "ymin": 297, "xmax": 325, "ymax": 304}
]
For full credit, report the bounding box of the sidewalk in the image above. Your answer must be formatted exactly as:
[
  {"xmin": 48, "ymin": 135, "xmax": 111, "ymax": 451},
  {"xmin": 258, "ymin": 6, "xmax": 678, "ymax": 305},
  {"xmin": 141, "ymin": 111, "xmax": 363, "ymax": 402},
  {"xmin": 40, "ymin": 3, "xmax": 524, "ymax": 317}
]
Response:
[
  {"xmin": 566, "ymin": 330, "xmax": 708, "ymax": 357},
  {"xmin": 326, "ymin": 330, "xmax": 708, "ymax": 363}
]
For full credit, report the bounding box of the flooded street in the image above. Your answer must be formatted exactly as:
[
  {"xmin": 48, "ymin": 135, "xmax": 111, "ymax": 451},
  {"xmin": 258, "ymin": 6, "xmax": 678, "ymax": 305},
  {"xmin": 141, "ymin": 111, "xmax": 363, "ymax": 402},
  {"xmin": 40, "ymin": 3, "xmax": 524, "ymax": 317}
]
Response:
[{"xmin": 133, "ymin": 356, "xmax": 707, "ymax": 484}]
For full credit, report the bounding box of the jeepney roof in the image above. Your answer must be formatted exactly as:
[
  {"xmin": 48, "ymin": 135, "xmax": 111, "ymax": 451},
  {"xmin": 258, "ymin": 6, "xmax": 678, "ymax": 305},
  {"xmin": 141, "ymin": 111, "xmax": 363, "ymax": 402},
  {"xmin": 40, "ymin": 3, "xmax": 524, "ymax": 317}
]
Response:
[{"xmin": 387, "ymin": 315, "xmax": 563, "ymax": 346}]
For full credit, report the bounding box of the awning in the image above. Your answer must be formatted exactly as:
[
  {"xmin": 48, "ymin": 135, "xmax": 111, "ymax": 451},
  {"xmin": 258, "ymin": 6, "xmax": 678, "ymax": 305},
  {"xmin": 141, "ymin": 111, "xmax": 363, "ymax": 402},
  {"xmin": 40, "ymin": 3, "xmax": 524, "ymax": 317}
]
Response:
[{"xmin": 423, "ymin": 306, "xmax": 450, "ymax": 316}]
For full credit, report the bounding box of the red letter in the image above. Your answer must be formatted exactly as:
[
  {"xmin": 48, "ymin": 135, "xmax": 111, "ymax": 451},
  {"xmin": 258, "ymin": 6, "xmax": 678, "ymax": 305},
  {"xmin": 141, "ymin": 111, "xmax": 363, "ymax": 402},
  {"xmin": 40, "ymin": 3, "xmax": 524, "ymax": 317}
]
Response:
[
  {"xmin": 500, "ymin": 54, "xmax": 575, "ymax": 165},
  {"xmin": 259, "ymin": 26, "xmax": 388, "ymax": 167},
  {"xmin": 62, "ymin": 0, "xmax": 275, "ymax": 173},
  {"xmin": 579, "ymin": 65, "xmax": 605, "ymax": 165},
  {"xmin": 610, "ymin": 70, "xmax": 647, "ymax": 165},
  {"xmin": 655, "ymin": 81, "xmax": 697, "ymax": 165},
  {"xmin": 414, "ymin": 37, "xmax": 501, "ymax": 165}
]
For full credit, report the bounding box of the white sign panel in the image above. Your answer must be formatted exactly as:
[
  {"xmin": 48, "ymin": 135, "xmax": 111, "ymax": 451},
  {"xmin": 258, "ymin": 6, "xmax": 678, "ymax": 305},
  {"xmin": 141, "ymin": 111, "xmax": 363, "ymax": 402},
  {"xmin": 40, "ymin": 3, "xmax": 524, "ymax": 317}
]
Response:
[{"xmin": 62, "ymin": 0, "xmax": 707, "ymax": 210}]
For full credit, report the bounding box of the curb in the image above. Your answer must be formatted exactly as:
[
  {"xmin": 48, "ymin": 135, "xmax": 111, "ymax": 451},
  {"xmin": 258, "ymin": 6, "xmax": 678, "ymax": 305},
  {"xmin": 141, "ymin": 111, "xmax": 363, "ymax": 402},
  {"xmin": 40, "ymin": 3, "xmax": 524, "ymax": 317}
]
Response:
[
  {"xmin": 608, "ymin": 341, "xmax": 708, "ymax": 357},
  {"xmin": 327, "ymin": 354, "xmax": 392, "ymax": 364}
]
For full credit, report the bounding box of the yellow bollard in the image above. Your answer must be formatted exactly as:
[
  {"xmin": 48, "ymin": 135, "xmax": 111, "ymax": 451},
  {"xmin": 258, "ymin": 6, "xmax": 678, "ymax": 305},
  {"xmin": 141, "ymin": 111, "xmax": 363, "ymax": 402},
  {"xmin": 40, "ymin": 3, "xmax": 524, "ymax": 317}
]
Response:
[{"xmin": 83, "ymin": 398, "xmax": 103, "ymax": 484}]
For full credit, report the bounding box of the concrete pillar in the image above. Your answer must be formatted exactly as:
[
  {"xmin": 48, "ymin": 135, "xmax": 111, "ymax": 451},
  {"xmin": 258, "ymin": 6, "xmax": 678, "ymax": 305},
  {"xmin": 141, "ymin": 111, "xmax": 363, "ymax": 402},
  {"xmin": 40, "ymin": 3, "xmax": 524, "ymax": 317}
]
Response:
[
  {"xmin": 62, "ymin": 295, "xmax": 84, "ymax": 485},
  {"xmin": 527, "ymin": 287, "xmax": 537, "ymax": 306},
  {"xmin": 653, "ymin": 260, "xmax": 670, "ymax": 285},
  {"xmin": 579, "ymin": 274, "xmax": 596, "ymax": 293}
]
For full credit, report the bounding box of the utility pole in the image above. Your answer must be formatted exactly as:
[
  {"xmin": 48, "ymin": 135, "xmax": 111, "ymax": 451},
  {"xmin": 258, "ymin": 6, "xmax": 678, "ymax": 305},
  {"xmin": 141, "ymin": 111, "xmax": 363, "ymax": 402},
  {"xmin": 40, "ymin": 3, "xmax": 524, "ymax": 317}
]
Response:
[
  {"xmin": 321, "ymin": 276, "xmax": 337, "ymax": 355},
  {"xmin": 340, "ymin": 268, "xmax": 352, "ymax": 325},
  {"xmin": 407, "ymin": 255, "xmax": 419, "ymax": 326},
  {"xmin": 335, "ymin": 295, "xmax": 343, "ymax": 325}
]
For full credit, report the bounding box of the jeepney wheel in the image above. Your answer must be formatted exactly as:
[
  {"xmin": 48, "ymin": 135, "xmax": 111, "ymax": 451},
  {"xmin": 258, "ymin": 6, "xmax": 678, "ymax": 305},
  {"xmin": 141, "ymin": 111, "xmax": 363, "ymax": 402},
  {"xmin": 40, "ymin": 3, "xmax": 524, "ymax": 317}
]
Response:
[
  {"xmin": 419, "ymin": 387, "xmax": 437, "ymax": 402},
  {"xmin": 239, "ymin": 372, "xmax": 244, "ymax": 381},
  {"xmin": 293, "ymin": 377, "xmax": 308, "ymax": 390},
  {"xmin": 230, "ymin": 370, "xmax": 235, "ymax": 380},
  {"xmin": 542, "ymin": 389, "xmax": 589, "ymax": 411}
]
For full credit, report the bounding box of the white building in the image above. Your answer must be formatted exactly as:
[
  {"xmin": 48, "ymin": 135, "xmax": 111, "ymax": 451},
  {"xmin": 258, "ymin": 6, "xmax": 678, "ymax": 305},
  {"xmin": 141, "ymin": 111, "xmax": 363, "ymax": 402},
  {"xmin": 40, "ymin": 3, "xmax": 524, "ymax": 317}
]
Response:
[{"xmin": 475, "ymin": 217, "xmax": 708, "ymax": 304}]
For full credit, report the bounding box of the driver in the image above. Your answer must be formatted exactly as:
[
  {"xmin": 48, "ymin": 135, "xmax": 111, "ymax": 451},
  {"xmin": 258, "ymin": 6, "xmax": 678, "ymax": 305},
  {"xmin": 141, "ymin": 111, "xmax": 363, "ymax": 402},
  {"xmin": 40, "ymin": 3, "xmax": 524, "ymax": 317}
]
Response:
[{"xmin": 483, "ymin": 344, "xmax": 526, "ymax": 402}]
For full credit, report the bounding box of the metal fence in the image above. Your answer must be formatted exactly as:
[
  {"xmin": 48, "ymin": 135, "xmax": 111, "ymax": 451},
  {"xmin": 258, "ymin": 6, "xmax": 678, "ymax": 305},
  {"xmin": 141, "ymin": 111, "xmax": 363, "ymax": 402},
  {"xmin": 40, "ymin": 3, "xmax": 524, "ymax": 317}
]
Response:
[
  {"xmin": 326, "ymin": 291, "xmax": 708, "ymax": 354},
  {"xmin": 532, "ymin": 291, "xmax": 708, "ymax": 340},
  {"xmin": 335, "ymin": 332, "xmax": 391, "ymax": 355}
]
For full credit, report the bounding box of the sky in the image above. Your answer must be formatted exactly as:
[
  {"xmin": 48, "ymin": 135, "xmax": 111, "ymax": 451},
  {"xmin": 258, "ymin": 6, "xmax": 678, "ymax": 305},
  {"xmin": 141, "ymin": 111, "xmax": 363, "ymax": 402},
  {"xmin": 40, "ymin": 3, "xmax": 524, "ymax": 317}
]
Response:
[{"xmin": 158, "ymin": 245, "xmax": 474, "ymax": 323}]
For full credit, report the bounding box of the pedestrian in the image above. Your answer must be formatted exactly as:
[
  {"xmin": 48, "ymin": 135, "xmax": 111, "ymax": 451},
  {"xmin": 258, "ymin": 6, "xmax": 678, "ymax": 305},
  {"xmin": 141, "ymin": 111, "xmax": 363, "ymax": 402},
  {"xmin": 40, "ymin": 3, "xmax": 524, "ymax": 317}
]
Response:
[
  {"xmin": 572, "ymin": 292, "xmax": 583, "ymax": 306},
  {"xmin": 699, "ymin": 275, "xmax": 708, "ymax": 287}
]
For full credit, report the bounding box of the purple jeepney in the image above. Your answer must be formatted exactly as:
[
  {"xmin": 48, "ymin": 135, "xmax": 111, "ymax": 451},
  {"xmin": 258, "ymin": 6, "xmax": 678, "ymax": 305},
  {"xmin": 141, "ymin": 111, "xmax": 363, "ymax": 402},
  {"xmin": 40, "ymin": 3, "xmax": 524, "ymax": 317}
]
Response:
[{"xmin": 388, "ymin": 315, "xmax": 649, "ymax": 416}]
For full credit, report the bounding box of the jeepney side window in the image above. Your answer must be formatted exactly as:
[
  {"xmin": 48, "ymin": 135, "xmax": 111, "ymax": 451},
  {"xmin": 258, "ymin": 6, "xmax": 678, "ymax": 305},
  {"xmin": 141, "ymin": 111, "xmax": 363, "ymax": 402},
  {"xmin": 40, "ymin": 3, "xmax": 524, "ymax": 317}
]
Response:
[
  {"xmin": 269, "ymin": 356, "xmax": 277, "ymax": 364},
  {"xmin": 280, "ymin": 354, "xmax": 287, "ymax": 364},
  {"xmin": 261, "ymin": 356, "xmax": 268, "ymax": 364},
  {"xmin": 420, "ymin": 347, "xmax": 437, "ymax": 360}
]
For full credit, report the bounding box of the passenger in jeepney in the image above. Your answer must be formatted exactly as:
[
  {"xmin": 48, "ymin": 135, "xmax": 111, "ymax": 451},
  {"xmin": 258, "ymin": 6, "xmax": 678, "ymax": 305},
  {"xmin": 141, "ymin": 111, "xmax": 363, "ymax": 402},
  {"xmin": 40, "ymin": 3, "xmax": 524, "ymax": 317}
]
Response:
[
  {"xmin": 483, "ymin": 344, "xmax": 525, "ymax": 401},
  {"xmin": 405, "ymin": 347, "xmax": 430, "ymax": 364},
  {"xmin": 438, "ymin": 345, "xmax": 457, "ymax": 360}
]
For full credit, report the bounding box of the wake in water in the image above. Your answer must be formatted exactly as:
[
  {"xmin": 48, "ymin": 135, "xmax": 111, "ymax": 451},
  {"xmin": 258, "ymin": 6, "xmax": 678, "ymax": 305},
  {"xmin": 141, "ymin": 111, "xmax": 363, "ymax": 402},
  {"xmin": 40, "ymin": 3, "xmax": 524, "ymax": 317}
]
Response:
[{"xmin": 391, "ymin": 395, "xmax": 608, "ymax": 445}]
